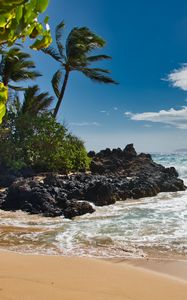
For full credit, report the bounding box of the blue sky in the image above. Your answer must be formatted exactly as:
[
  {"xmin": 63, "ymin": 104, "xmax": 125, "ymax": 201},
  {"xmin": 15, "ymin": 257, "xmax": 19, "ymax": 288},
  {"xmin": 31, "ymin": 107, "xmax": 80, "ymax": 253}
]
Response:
[{"xmin": 27, "ymin": 0, "xmax": 187, "ymax": 152}]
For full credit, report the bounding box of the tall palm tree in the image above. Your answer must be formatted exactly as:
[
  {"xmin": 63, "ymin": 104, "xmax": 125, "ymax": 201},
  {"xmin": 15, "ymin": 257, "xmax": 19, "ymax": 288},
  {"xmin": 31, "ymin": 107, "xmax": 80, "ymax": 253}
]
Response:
[
  {"xmin": 42, "ymin": 22, "xmax": 117, "ymax": 118},
  {"xmin": 0, "ymin": 47, "xmax": 41, "ymax": 91},
  {"xmin": 12, "ymin": 85, "xmax": 54, "ymax": 117}
]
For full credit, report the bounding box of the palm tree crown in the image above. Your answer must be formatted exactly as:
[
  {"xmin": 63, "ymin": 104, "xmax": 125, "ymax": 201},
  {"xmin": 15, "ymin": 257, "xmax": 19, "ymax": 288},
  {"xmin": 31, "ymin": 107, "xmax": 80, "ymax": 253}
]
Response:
[
  {"xmin": 21, "ymin": 85, "xmax": 54, "ymax": 116},
  {"xmin": 42, "ymin": 22, "xmax": 117, "ymax": 117},
  {"xmin": 0, "ymin": 47, "xmax": 41, "ymax": 91},
  {"xmin": 10, "ymin": 85, "xmax": 54, "ymax": 117}
]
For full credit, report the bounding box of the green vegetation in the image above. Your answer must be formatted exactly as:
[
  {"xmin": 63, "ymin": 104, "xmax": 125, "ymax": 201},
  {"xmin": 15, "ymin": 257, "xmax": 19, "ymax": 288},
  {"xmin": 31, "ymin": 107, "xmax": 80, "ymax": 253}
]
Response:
[
  {"xmin": 42, "ymin": 21, "xmax": 117, "ymax": 117},
  {"xmin": 0, "ymin": 100, "xmax": 90, "ymax": 172},
  {"xmin": 0, "ymin": 15, "xmax": 116, "ymax": 174},
  {"xmin": 0, "ymin": 0, "xmax": 52, "ymax": 123},
  {"xmin": 0, "ymin": 47, "xmax": 41, "ymax": 90},
  {"xmin": 0, "ymin": 0, "xmax": 51, "ymax": 49},
  {"xmin": 20, "ymin": 85, "xmax": 53, "ymax": 116},
  {"xmin": 0, "ymin": 82, "xmax": 8, "ymax": 122}
]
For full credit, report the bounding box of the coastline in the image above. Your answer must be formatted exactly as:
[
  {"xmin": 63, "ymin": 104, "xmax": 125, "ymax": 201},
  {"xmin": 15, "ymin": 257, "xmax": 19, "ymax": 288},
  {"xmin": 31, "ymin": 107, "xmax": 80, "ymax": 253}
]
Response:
[{"xmin": 0, "ymin": 251, "xmax": 187, "ymax": 300}]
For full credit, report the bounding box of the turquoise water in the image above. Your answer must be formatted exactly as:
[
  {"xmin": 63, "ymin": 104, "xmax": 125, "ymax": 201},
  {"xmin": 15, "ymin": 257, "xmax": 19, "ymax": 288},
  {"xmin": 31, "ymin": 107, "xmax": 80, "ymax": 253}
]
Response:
[{"xmin": 0, "ymin": 153, "xmax": 187, "ymax": 258}]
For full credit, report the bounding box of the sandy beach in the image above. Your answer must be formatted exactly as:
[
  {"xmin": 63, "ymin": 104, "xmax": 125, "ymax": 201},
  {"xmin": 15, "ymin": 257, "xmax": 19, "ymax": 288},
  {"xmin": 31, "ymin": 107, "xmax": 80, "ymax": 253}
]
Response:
[{"xmin": 0, "ymin": 252, "xmax": 187, "ymax": 300}]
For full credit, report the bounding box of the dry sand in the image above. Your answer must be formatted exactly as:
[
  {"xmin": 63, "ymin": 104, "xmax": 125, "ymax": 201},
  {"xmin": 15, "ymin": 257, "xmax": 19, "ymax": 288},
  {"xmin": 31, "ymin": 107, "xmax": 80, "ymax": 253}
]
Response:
[{"xmin": 0, "ymin": 252, "xmax": 187, "ymax": 300}]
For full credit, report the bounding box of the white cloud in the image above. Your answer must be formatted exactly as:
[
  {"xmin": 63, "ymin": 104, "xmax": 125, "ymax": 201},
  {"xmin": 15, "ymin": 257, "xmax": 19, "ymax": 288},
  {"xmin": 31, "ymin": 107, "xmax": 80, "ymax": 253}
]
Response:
[
  {"xmin": 113, "ymin": 107, "xmax": 118, "ymax": 111},
  {"xmin": 125, "ymin": 106, "xmax": 187, "ymax": 129},
  {"xmin": 70, "ymin": 122, "xmax": 100, "ymax": 127},
  {"xmin": 99, "ymin": 110, "xmax": 110, "ymax": 116},
  {"xmin": 166, "ymin": 64, "xmax": 187, "ymax": 91},
  {"xmin": 124, "ymin": 111, "xmax": 132, "ymax": 116}
]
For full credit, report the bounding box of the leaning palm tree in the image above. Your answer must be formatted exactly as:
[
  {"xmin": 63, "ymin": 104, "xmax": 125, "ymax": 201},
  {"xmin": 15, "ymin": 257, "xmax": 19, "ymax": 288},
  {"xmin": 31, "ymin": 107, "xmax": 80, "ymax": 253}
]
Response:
[
  {"xmin": 12, "ymin": 85, "xmax": 54, "ymax": 117},
  {"xmin": 42, "ymin": 22, "xmax": 117, "ymax": 118},
  {"xmin": 0, "ymin": 47, "xmax": 41, "ymax": 91}
]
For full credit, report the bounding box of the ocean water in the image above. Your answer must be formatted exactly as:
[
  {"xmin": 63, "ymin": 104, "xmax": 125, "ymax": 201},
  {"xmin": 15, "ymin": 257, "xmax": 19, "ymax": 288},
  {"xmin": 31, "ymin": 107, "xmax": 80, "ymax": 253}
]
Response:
[{"xmin": 0, "ymin": 153, "xmax": 187, "ymax": 258}]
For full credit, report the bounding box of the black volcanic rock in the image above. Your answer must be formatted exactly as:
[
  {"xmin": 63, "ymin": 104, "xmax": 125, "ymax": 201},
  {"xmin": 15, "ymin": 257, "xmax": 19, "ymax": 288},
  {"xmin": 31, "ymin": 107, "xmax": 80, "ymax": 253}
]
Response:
[
  {"xmin": 85, "ymin": 181, "xmax": 115, "ymax": 206},
  {"xmin": 2, "ymin": 180, "xmax": 62, "ymax": 217},
  {"xmin": 1, "ymin": 178, "xmax": 95, "ymax": 219},
  {"xmin": 0, "ymin": 144, "xmax": 185, "ymax": 219},
  {"xmin": 0, "ymin": 174, "xmax": 17, "ymax": 188},
  {"xmin": 123, "ymin": 143, "xmax": 137, "ymax": 158},
  {"xmin": 90, "ymin": 144, "xmax": 138, "ymax": 174},
  {"xmin": 63, "ymin": 200, "xmax": 95, "ymax": 219}
]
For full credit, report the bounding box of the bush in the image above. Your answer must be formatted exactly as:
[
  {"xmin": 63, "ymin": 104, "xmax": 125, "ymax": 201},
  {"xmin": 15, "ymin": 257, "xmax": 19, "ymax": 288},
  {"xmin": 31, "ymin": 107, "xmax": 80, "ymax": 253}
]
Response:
[{"xmin": 0, "ymin": 113, "xmax": 90, "ymax": 173}]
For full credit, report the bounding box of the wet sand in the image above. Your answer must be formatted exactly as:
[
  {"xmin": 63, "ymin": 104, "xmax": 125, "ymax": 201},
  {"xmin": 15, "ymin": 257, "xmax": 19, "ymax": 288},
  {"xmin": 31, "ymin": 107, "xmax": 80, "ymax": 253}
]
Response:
[{"xmin": 127, "ymin": 257, "xmax": 187, "ymax": 281}]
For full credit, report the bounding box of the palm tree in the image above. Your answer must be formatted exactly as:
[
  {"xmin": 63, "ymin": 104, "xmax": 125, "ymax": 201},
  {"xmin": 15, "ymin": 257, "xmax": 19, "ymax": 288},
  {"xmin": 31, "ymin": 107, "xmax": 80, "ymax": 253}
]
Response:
[
  {"xmin": 12, "ymin": 85, "xmax": 54, "ymax": 117},
  {"xmin": 21, "ymin": 85, "xmax": 54, "ymax": 116},
  {"xmin": 42, "ymin": 22, "xmax": 117, "ymax": 118},
  {"xmin": 0, "ymin": 47, "xmax": 41, "ymax": 91}
]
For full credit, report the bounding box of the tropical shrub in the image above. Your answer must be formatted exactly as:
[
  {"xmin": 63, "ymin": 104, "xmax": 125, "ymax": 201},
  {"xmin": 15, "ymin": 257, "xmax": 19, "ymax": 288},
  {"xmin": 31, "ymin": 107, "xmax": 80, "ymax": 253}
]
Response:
[{"xmin": 0, "ymin": 112, "xmax": 90, "ymax": 173}]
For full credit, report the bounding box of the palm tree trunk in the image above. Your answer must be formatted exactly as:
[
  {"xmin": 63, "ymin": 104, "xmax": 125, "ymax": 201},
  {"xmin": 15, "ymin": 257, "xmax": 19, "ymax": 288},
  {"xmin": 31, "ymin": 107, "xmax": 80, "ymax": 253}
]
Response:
[{"xmin": 53, "ymin": 70, "xmax": 70, "ymax": 118}]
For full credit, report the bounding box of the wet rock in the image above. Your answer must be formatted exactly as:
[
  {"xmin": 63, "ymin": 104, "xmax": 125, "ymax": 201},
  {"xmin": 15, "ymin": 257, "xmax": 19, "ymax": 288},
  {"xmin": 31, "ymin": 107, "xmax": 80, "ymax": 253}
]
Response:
[
  {"xmin": 0, "ymin": 174, "xmax": 17, "ymax": 188},
  {"xmin": 85, "ymin": 181, "xmax": 116, "ymax": 206},
  {"xmin": 2, "ymin": 180, "xmax": 62, "ymax": 217},
  {"xmin": 63, "ymin": 200, "xmax": 95, "ymax": 219},
  {"xmin": 2, "ymin": 178, "xmax": 95, "ymax": 219},
  {"xmin": 1, "ymin": 144, "xmax": 186, "ymax": 219},
  {"xmin": 0, "ymin": 190, "xmax": 7, "ymax": 206}
]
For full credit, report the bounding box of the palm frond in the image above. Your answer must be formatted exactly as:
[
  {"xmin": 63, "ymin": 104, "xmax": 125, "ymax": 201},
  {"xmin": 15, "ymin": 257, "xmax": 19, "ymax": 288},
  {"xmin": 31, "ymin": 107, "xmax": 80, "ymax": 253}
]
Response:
[
  {"xmin": 22, "ymin": 85, "xmax": 54, "ymax": 116},
  {"xmin": 36, "ymin": 94, "xmax": 54, "ymax": 112},
  {"xmin": 51, "ymin": 69, "xmax": 62, "ymax": 98},
  {"xmin": 8, "ymin": 85, "xmax": 26, "ymax": 91},
  {"xmin": 10, "ymin": 70, "xmax": 41, "ymax": 82},
  {"xmin": 80, "ymin": 68, "xmax": 118, "ymax": 84},
  {"xmin": 66, "ymin": 27, "xmax": 106, "ymax": 62},
  {"xmin": 55, "ymin": 20, "xmax": 65, "ymax": 58},
  {"xmin": 0, "ymin": 47, "xmax": 41, "ymax": 85},
  {"xmin": 86, "ymin": 54, "xmax": 111, "ymax": 62},
  {"xmin": 41, "ymin": 46, "xmax": 62, "ymax": 62}
]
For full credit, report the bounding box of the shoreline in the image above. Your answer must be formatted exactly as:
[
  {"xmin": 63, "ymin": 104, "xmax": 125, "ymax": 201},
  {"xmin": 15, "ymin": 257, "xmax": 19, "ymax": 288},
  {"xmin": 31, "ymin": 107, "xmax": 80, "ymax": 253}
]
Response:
[{"xmin": 0, "ymin": 251, "xmax": 187, "ymax": 300}]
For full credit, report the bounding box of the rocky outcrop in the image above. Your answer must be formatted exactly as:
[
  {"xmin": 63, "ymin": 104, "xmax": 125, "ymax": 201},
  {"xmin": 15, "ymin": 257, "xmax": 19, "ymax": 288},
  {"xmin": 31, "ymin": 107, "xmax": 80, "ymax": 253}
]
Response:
[
  {"xmin": 0, "ymin": 144, "xmax": 185, "ymax": 219},
  {"xmin": 1, "ymin": 179, "xmax": 95, "ymax": 218}
]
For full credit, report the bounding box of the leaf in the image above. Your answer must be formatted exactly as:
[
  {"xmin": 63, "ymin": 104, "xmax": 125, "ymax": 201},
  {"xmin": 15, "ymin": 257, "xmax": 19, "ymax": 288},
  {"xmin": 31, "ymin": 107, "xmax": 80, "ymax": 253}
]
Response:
[
  {"xmin": 51, "ymin": 69, "xmax": 62, "ymax": 98},
  {"xmin": 0, "ymin": 102, "xmax": 6, "ymax": 123},
  {"xmin": 0, "ymin": 82, "xmax": 8, "ymax": 103},
  {"xmin": 36, "ymin": 0, "xmax": 49, "ymax": 13},
  {"xmin": 86, "ymin": 55, "xmax": 111, "ymax": 62},
  {"xmin": 30, "ymin": 31, "xmax": 52, "ymax": 50},
  {"xmin": 55, "ymin": 20, "xmax": 65, "ymax": 57},
  {"xmin": 41, "ymin": 46, "xmax": 61, "ymax": 61},
  {"xmin": 0, "ymin": 82, "xmax": 8, "ymax": 123},
  {"xmin": 15, "ymin": 5, "xmax": 23, "ymax": 23},
  {"xmin": 0, "ymin": 1, "xmax": 52, "ymax": 50},
  {"xmin": 80, "ymin": 68, "xmax": 118, "ymax": 84}
]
